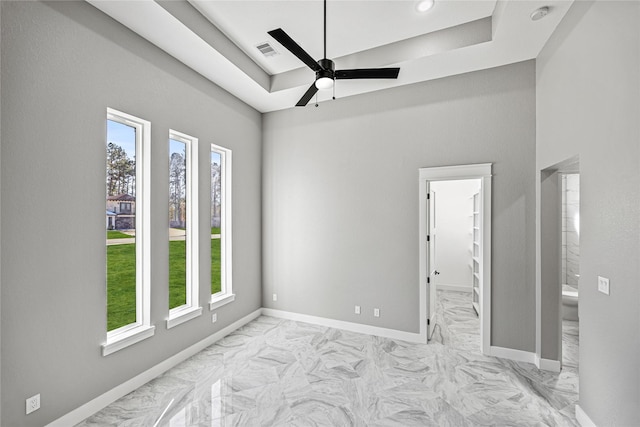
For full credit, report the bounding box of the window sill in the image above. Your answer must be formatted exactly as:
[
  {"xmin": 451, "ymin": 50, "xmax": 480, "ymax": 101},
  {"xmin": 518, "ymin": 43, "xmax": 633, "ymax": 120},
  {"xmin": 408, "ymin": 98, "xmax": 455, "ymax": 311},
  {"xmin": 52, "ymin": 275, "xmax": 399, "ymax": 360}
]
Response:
[
  {"xmin": 209, "ymin": 293, "xmax": 235, "ymax": 311},
  {"xmin": 102, "ymin": 324, "xmax": 155, "ymax": 356},
  {"xmin": 167, "ymin": 306, "xmax": 203, "ymax": 329}
]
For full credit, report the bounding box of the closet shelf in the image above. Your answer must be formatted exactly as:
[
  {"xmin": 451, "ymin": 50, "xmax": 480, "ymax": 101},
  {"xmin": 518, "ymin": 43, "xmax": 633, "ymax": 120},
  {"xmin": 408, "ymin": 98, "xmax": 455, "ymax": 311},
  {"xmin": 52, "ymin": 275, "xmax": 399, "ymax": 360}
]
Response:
[
  {"xmin": 472, "ymin": 302, "xmax": 480, "ymax": 315},
  {"xmin": 472, "ymin": 192, "xmax": 480, "ymax": 318}
]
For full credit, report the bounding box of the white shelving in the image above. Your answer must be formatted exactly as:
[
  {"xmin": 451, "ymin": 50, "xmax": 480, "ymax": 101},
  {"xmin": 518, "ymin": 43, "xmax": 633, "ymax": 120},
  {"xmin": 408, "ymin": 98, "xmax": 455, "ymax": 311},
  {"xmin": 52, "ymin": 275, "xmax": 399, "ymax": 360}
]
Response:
[{"xmin": 472, "ymin": 192, "xmax": 480, "ymax": 316}]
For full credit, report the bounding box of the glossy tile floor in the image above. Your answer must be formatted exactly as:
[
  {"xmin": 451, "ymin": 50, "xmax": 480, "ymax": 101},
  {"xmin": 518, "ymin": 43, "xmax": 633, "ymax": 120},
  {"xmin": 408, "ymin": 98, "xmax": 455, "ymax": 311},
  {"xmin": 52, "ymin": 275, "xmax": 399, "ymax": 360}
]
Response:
[
  {"xmin": 79, "ymin": 291, "xmax": 579, "ymax": 426},
  {"xmin": 562, "ymin": 319, "xmax": 579, "ymax": 370}
]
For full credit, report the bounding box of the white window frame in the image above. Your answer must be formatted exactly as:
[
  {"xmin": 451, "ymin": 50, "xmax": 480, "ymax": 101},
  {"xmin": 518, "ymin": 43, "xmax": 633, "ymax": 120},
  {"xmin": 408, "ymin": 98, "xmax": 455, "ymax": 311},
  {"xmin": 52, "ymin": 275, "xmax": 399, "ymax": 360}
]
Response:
[
  {"xmin": 209, "ymin": 143, "xmax": 234, "ymax": 310},
  {"xmin": 103, "ymin": 108, "xmax": 154, "ymax": 356},
  {"xmin": 167, "ymin": 130, "xmax": 202, "ymax": 329}
]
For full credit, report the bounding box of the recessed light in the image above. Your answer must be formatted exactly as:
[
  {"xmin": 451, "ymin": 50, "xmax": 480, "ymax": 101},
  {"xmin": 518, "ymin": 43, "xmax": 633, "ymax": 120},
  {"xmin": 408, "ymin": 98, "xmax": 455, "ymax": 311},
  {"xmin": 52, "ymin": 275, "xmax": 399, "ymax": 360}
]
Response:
[
  {"xmin": 530, "ymin": 6, "xmax": 550, "ymax": 21},
  {"xmin": 416, "ymin": 0, "xmax": 435, "ymax": 13}
]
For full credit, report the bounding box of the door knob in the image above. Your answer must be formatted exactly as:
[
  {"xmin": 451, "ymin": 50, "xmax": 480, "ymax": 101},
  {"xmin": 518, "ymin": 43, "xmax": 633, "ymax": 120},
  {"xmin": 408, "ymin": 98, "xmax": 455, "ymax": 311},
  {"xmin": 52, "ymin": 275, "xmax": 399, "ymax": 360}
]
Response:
[{"xmin": 434, "ymin": 270, "xmax": 440, "ymax": 275}]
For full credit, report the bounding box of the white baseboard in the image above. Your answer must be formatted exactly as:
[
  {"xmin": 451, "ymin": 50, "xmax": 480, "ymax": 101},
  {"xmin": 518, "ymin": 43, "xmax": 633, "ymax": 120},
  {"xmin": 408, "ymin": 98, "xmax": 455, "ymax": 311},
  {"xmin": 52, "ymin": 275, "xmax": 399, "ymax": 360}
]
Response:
[
  {"xmin": 534, "ymin": 354, "xmax": 561, "ymax": 372},
  {"xmin": 262, "ymin": 308, "xmax": 426, "ymax": 344},
  {"xmin": 490, "ymin": 346, "xmax": 536, "ymax": 364},
  {"xmin": 437, "ymin": 284, "xmax": 472, "ymax": 293},
  {"xmin": 46, "ymin": 308, "xmax": 262, "ymax": 427},
  {"xmin": 576, "ymin": 405, "xmax": 597, "ymax": 427}
]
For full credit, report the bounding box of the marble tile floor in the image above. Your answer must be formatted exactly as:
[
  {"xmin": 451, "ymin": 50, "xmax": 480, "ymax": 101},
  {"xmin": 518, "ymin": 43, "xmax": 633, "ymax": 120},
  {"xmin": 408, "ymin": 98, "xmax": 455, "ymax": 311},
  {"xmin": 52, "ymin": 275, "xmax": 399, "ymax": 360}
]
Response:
[
  {"xmin": 562, "ymin": 320, "xmax": 579, "ymax": 370},
  {"xmin": 79, "ymin": 290, "xmax": 579, "ymax": 426}
]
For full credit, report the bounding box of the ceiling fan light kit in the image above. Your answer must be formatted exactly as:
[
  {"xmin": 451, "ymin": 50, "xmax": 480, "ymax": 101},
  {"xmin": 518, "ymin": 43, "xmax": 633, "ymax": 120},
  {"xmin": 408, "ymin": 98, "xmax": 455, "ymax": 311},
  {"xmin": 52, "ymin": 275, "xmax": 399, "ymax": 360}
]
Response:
[
  {"xmin": 268, "ymin": 0, "xmax": 400, "ymax": 107},
  {"xmin": 315, "ymin": 77, "xmax": 334, "ymax": 90},
  {"xmin": 315, "ymin": 58, "xmax": 335, "ymax": 90}
]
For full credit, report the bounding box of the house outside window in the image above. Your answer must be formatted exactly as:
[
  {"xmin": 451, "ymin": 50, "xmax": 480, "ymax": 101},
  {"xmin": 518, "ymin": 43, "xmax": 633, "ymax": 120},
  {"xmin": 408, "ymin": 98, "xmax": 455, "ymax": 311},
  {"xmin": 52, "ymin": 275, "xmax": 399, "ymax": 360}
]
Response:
[{"xmin": 120, "ymin": 202, "xmax": 132, "ymax": 213}]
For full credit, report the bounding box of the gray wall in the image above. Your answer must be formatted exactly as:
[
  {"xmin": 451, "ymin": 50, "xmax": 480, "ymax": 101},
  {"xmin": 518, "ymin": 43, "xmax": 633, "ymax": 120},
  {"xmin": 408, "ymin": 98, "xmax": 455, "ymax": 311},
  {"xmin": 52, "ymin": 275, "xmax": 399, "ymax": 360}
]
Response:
[
  {"xmin": 1, "ymin": 2, "xmax": 262, "ymax": 426},
  {"xmin": 263, "ymin": 61, "xmax": 536, "ymax": 349},
  {"xmin": 539, "ymin": 170, "xmax": 562, "ymax": 360},
  {"xmin": 536, "ymin": 1, "xmax": 640, "ymax": 424},
  {"xmin": 0, "ymin": 1, "xmax": 3, "ymax": 422}
]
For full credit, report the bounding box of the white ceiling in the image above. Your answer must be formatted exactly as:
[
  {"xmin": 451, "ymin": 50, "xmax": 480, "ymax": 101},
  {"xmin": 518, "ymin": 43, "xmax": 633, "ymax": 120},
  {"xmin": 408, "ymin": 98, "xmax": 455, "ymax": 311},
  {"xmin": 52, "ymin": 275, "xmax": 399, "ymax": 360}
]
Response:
[
  {"xmin": 189, "ymin": 0, "xmax": 498, "ymax": 75},
  {"xmin": 87, "ymin": 0, "xmax": 574, "ymax": 112}
]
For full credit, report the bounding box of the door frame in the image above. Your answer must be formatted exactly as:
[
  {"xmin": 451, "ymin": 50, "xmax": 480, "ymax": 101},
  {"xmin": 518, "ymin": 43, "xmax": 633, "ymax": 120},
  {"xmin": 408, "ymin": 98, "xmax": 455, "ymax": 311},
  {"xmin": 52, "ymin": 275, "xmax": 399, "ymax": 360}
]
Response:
[
  {"xmin": 536, "ymin": 156, "xmax": 579, "ymax": 371},
  {"xmin": 419, "ymin": 163, "xmax": 492, "ymax": 354}
]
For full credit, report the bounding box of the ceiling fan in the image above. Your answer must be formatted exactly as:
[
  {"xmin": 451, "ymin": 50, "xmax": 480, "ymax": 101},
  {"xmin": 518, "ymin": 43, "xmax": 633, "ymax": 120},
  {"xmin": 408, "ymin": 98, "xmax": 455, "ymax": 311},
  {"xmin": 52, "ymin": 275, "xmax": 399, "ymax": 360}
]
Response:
[{"xmin": 268, "ymin": 0, "xmax": 400, "ymax": 107}]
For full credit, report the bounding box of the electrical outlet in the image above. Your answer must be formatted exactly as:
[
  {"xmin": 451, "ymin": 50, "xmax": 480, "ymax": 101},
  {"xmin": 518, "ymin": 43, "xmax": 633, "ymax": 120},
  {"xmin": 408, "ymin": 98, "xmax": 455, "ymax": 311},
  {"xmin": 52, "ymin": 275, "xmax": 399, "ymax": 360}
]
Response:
[
  {"xmin": 598, "ymin": 276, "xmax": 610, "ymax": 295},
  {"xmin": 374, "ymin": 308, "xmax": 380, "ymax": 317},
  {"xmin": 354, "ymin": 305, "xmax": 361, "ymax": 315},
  {"xmin": 212, "ymin": 313, "xmax": 217, "ymax": 323},
  {"xmin": 272, "ymin": 293, "xmax": 278, "ymax": 302},
  {"xmin": 26, "ymin": 394, "xmax": 40, "ymax": 415}
]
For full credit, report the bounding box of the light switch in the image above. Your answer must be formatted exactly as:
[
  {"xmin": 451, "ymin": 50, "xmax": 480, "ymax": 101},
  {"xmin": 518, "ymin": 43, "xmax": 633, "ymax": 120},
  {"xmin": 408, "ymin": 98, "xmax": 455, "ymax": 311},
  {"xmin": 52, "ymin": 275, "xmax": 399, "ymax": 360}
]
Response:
[{"xmin": 598, "ymin": 276, "xmax": 610, "ymax": 295}]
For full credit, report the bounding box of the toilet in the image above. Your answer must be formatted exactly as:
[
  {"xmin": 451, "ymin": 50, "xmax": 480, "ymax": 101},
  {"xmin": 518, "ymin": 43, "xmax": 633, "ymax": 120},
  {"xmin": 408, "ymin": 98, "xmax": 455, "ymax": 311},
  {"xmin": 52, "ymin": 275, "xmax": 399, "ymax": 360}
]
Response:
[{"xmin": 562, "ymin": 285, "xmax": 579, "ymax": 321}]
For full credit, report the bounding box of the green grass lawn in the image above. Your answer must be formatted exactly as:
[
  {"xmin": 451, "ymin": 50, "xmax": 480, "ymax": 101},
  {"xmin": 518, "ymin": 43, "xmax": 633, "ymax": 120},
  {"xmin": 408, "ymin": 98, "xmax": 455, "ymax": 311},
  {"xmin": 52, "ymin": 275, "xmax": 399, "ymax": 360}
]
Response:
[
  {"xmin": 168, "ymin": 240, "xmax": 187, "ymax": 309},
  {"xmin": 211, "ymin": 237, "xmax": 221, "ymax": 294},
  {"xmin": 107, "ymin": 237, "xmax": 222, "ymax": 331},
  {"xmin": 211, "ymin": 227, "xmax": 220, "ymax": 235},
  {"xmin": 107, "ymin": 230, "xmax": 133, "ymax": 239},
  {"xmin": 106, "ymin": 243, "xmax": 137, "ymax": 330}
]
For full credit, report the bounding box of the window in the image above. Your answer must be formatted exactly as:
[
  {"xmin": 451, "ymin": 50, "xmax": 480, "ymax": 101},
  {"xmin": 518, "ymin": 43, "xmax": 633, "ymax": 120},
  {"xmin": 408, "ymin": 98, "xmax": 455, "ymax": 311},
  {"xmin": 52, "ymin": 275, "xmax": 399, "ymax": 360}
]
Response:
[
  {"xmin": 210, "ymin": 144, "xmax": 233, "ymax": 310},
  {"xmin": 167, "ymin": 130, "xmax": 202, "ymax": 328},
  {"xmin": 103, "ymin": 108, "xmax": 153, "ymax": 356},
  {"xmin": 119, "ymin": 202, "xmax": 132, "ymax": 213}
]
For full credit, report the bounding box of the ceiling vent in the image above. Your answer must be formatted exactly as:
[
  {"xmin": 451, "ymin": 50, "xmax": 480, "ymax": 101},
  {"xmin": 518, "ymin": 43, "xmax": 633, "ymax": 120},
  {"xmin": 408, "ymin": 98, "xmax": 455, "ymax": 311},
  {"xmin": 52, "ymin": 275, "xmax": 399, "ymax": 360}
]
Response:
[{"xmin": 256, "ymin": 42, "xmax": 279, "ymax": 57}]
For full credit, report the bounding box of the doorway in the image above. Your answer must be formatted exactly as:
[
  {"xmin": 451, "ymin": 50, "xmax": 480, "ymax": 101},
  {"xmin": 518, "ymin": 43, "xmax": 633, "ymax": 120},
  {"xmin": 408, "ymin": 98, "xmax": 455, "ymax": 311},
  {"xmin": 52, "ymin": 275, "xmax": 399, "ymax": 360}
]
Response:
[
  {"xmin": 560, "ymin": 173, "xmax": 580, "ymax": 370},
  {"xmin": 430, "ymin": 179, "xmax": 482, "ymax": 350},
  {"xmin": 538, "ymin": 157, "xmax": 580, "ymax": 372},
  {"xmin": 419, "ymin": 164, "xmax": 492, "ymax": 354}
]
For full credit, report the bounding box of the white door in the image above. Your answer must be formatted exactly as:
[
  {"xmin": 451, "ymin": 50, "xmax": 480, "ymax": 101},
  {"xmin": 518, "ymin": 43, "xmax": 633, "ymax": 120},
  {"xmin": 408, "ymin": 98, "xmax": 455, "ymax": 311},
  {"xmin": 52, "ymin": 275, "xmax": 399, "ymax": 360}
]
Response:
[{"xmin": 427, "ymin": 190, "xmax": 438, "ymax": 340}]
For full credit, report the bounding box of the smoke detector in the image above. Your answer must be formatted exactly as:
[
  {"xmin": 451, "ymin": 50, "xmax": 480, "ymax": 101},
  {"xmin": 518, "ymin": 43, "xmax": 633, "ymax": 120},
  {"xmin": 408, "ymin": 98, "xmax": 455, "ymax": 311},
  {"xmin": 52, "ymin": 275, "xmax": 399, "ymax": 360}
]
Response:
[{"xmin": 530, "ymin": 6, "xmax": 550, "ymax": 21}]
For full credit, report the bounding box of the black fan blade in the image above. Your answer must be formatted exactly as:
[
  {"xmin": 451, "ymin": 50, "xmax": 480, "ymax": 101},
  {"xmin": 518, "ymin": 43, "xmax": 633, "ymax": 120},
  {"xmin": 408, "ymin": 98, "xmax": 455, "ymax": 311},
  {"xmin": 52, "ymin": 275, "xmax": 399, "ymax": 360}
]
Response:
[
  {"xmin": 335, "ymin": 68, "xmax": 400, "ymax": 79},
  {"xmin": 296, "ymin": 82, "xmax": 319, "ymax": 107},
  {"xmin": 268, "ymin": 28, "xmax": 322, "ymax": 72}
]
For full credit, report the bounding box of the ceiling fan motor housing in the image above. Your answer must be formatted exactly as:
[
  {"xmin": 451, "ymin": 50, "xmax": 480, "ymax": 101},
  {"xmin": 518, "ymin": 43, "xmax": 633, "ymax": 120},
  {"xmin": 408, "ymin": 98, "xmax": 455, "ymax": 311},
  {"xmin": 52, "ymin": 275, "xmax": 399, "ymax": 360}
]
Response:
[{"xmin": 317, "ymin": 58, "xmax": 335, "ymax": 81}]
